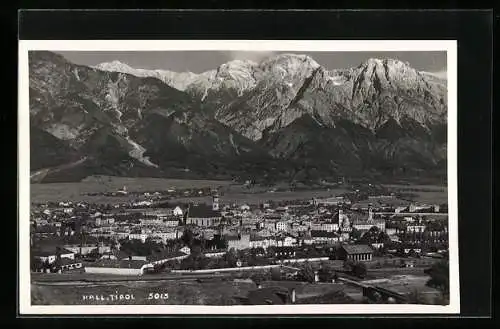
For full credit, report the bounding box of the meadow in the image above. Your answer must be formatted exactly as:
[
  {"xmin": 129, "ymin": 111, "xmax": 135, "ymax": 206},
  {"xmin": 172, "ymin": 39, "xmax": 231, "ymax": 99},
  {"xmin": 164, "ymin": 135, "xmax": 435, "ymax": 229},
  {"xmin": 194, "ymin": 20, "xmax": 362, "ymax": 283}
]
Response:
[
  {"xmin": 30, "ymin": 175, "xmax": 349, "ymax": 204},
  {"xmin": 30, "ymin": 175, "xmax": 233, "ymax": 203},
  {"xmin": 31, "ymin": 279, "xmax": 350, "ymax": 305}
]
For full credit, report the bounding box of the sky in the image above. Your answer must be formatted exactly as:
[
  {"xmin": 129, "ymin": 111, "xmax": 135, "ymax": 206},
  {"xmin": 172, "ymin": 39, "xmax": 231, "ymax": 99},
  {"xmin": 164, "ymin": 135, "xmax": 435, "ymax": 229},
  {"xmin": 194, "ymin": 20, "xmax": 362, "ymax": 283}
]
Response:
[{"xmin": 55, "ymin": 50, "xmax": 447, "ymax": 78}]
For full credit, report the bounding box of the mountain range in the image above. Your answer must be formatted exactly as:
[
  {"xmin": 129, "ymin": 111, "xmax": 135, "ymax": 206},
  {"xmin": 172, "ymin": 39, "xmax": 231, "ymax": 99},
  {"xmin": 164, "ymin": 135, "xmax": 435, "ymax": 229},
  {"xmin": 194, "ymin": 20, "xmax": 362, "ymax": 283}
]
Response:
[{"xmin": 29, "ymin": 51, "xmax": 447, "ymax": 184}]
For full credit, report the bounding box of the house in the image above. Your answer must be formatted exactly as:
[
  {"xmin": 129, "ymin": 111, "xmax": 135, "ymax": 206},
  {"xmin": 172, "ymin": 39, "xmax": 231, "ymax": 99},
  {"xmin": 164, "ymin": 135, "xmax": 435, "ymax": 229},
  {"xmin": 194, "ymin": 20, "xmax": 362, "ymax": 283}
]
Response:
[
  {"xmin": 173, "ymin": 206, "xmax": 183, "ymax": 217},
  {"xmin": 179, "ymin": 246, "xmax": 191, "ymax": 255},
  {"xmin": 310, "ymin": 231, "xmax": 341, "ymax": 244},
  {"xmin": 270, "ymin": 246, "xmax": 296, "ymax": 258},
  {"xmin": 226, "ymin": 234, "xmax": 250, "ymax": 250},
  {"xmin": 63, "ymin": 243, "xmax": 111, "ymax": 256},
  {"xmin": 249, "ymin": 235, "xmax": 269, "ymax": 249},
  {"xmin": 338, "ymin": 244, "xmax": 374, "ymax": 262},
  {"xmin": 128, "ymin": 233, "xmax": 148, "ymax": 243},
  {"xmin": 56, "ymin": 258, "xmax": 83, "ymax": 272},
  {"xmin": 32, "ymin": 248, "xmax": 76, "ymax": 264},
  {"xmin": 84, "ymin": 259, "xmax": 151, "ymax": 276},
  {"xmin": 406, "ymin": 224, "xmax": 426, "ymax": 233},
  {"xmin": 140, "ymin": 217, "xmax": 163, "ymax": 226},
  {"xmin": 276, "ymin": 221, "xmax": 288, "ymax": 231},
  {"xmin": 320, "ymin": 222, "xmax": 339, "ymax": 232}
]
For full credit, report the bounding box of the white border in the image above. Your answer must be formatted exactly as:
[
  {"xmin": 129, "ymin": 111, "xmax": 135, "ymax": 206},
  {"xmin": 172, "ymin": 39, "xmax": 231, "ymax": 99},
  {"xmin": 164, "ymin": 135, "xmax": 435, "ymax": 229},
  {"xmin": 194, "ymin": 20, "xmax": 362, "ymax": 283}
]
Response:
[{"xmin": 18, "ymin": 40, "xmax": 459, "ymax": 315}]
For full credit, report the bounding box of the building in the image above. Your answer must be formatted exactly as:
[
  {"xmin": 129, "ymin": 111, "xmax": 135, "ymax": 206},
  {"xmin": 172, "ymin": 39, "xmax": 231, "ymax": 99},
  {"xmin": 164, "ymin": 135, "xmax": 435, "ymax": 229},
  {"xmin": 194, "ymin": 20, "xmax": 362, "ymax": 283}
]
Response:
[
  {"xmin": 179, "ymin": 246, "xmax": 191, "ymax": 255},
  {"xmin": 337, "ymin": 209, "xmax": 351, "ymax": 232},
  {"xmin": 309, "ymin": 231, "xmax": 341, "ymax": 244},
  {"xmin": 270, "ymin": 246, "xmax": 296, "ymax": 258},
  {"xmin": 57, "ymin": 258, "xmax": 83, "ymax": 272},
  {"xmin": 276, "ymin": 221, "xmax": 288, "ymax": 232},
  {"xmin": 226, "ymin": 234, "xmax": 251, "ymax": 250},
  {"xmin": 406, "ymin": 224, "xmax": 426, "ymax": 233},
  {"xmin": 185, "ymin": 203, "xmax": 223, "ymax": 227},
  {"xmin": 338, "ymin": 244, "xmax": 374, "ymax": 262},
  {"xmin": 163, "ymin": 218, "xmax": 180, "ymax": 227},
  {"xmin": 173, "ymin": 206, "xmax": 183, "ymax": 217},
  {"xmin": 140, "ymin": 217, "xmax": 163, "ymax": 226},
  {"xmin": 63, "ymin": 243, "xmax": 111, "ymax": 256},
  {"xmin": 128, "ymin": 233, "xmax": 148, "ymax": 243},
  {"xmin": 32, "ymin": 248, "xmax": 75, "ymax": 264},
  {"xmin": 320, "ymin": 222, "xmax": 339, "ymax": 232}
]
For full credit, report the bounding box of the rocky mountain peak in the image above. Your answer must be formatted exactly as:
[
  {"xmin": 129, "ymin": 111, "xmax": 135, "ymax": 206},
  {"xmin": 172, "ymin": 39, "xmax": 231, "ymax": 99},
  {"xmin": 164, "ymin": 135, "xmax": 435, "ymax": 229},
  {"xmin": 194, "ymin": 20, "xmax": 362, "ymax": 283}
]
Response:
[
  {"xmin": 94, "ymin": 60, "xmax": 135, "ymax": 72},
  {"xmin": 259, "ymin": 53, "xmax": 320, "ymax": 75}
]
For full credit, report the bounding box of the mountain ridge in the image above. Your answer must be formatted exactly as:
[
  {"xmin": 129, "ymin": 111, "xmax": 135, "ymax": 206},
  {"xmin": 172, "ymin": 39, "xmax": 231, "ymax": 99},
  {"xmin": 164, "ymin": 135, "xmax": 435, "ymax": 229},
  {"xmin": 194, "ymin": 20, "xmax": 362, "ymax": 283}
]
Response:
[{"xmin": 30, "ymin": 51, "xmax": 448, "ymax": 184}]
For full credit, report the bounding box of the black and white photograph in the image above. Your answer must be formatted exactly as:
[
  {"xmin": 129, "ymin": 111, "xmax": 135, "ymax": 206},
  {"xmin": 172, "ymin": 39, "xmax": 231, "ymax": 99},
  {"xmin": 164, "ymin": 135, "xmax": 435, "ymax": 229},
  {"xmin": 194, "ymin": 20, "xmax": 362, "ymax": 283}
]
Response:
[{"xmin": 18, "ymin": 40, "xmax": 459, "ymax": 314}]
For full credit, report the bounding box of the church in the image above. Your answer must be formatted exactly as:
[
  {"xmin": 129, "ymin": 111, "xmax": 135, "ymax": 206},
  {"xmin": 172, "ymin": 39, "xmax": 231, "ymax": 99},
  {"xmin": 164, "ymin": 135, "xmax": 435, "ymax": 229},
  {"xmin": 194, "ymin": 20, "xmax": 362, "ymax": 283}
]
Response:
[{"xmin": 184, "ymin": 195, "xmax": 223, "ymax": 227}]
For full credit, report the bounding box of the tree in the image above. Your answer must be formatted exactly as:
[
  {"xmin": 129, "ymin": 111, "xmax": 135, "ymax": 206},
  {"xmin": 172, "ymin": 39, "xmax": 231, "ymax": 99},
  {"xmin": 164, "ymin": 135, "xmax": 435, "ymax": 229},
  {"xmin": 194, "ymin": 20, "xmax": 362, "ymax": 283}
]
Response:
[
  {"xmin": 271, "ymin": 267, "xmax": 282, "ymax": 281},
  {"xmin": 424, "ymin": 260, "xmax": 449, "ymax": 302},
  {"xmin": 350, "ymin": 228, "xmax": 362, "ymax": 241},
  {"xmin": 318, "ymin": 262, "xmax": 334, "ymax": 282},
  {"xmin": 345, "ymin": 261, "xmax": 367, "ymax": 278},
  {"xmin": 181, "ymin": 228, "xmax": 195, "ymax": 249},
  {"xmin": 224, "ymin": 248, "xmax": 238, "ymax": 268},
  {"xmin": 299, "ymin": 262, "xmax": 315, "ymax": 283},
  {"xmin": 359, "ymin": 226, "xmax": 381, "ymax": 244}
]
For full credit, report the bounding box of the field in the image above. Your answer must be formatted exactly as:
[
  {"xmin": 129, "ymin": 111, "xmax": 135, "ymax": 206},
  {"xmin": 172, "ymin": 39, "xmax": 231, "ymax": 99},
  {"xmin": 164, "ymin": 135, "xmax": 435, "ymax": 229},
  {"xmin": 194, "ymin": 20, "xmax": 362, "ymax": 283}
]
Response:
[
  {"xmin": 30, "ymin": 175, "xmax": 234, "ymax": 203},
  {"xmin": 383, "ymin": 184, "xmax": 448, "ymax": 204},
  {"xmin": 30, "ymin": 175, "xmax": 349, "ymax": 204},
  {"xmin": 31, "ymin": 279, "xmax": 352, "ymax": 305}
]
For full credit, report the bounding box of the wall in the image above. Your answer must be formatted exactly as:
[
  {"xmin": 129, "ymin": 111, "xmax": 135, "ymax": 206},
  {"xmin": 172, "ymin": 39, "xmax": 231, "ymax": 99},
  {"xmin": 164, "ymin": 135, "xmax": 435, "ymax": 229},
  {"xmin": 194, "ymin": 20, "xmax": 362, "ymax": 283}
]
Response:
[
  {"xmin": 170, "ymin": 257, "xmax": 329, "ymax": 274},
  {"xmin": 85, "ymin": 266, "xmax": 143, "ymax": 276}
]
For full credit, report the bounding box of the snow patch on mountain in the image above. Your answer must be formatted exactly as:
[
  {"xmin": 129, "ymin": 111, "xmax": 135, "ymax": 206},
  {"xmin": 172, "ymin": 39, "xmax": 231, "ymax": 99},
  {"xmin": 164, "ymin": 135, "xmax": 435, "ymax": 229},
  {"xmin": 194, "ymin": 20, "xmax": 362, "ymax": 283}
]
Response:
[{"xmin": 125, "ymin": 136, "xmax": 159, "ymax": 168}]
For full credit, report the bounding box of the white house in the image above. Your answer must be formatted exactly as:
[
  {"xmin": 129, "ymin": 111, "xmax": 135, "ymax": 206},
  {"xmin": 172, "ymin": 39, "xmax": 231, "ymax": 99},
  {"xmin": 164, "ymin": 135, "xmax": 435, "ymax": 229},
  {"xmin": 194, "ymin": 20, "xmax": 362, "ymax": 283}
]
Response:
[
  {"xmin": 276, "ymin": 221, "xmax": 288, "ymax": 231},
  {"xmin": 128, "ymin": 233, "xmax": 148, "ymax": 243},
  {"xmin": 173, "ymin": 206, "xmax": 183, "ymax": 217},
  {"xmin": 179, "ymin": 246, "xmax": 191, "ymax": 255},
  {"xmin": 320, "ymin": 222, "xmax": 339, "ymax": 232},
  {"xmin": 33, "ymin": 248, "xmax": 75, "ymax": 265}
]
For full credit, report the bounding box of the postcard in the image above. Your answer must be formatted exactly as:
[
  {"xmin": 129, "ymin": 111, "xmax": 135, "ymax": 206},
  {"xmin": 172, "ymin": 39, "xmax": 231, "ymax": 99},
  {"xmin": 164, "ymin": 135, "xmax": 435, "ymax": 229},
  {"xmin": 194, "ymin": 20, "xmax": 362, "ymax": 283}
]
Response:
[{"xmin": 18, "ymin": 39, "xmax": 459, "ymax": 314}]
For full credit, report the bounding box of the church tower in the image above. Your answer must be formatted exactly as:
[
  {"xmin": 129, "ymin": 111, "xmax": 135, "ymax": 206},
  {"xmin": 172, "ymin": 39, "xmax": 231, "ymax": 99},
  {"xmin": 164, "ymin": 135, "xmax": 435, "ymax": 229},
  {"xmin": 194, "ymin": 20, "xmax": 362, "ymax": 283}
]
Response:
[{"xmin": 212, "ymin": 194, "xmax": 220, "ymax": 211}]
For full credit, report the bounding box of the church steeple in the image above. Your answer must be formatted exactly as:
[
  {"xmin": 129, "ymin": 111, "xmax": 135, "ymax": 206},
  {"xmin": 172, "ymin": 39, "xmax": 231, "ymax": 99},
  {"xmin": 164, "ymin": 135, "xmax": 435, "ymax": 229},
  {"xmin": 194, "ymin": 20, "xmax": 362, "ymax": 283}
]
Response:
[{"xmin": 212, "ymin": 194, "xmax": 220, "ymax": 211}]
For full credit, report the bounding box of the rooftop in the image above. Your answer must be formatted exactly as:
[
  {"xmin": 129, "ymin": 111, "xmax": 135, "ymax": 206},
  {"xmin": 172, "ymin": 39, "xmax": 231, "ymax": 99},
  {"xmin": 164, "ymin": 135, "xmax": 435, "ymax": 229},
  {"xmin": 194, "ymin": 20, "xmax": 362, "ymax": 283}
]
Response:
[
  {"xmin": 310, "ymin": 231, "xmax": 339, "ymax": 238},
  {"xmin": 187, "ymin": 204, "xmax": 221, "ymax": 219},
  {"xmin": 341, "ymin": 244, "xmax": 374, "ymax": 254}
]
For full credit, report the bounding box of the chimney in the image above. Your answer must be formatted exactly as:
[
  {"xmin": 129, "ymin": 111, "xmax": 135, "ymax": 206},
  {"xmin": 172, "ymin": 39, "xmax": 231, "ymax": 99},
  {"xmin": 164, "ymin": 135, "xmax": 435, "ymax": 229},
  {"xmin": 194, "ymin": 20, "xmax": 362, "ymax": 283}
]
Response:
[{"xmin": 291, "ymin": 288, "xmax": 296, "ymax": 304}]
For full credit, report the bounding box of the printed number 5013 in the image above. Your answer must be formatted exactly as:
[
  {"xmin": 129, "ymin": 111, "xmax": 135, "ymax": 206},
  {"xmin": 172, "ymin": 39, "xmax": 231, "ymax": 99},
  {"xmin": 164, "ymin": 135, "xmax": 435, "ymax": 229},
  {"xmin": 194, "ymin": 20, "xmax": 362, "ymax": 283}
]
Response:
[{"xmin": 148, "ymin": 292, "xmax": 169, "ymax": 300}]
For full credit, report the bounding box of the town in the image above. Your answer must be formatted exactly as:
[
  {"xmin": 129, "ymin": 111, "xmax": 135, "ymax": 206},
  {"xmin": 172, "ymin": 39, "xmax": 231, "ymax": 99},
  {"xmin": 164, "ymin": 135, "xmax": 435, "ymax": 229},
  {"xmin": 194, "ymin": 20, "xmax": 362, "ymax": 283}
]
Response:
[{"xmin": 30, "ymin": 183, "xmax": 450, "ymax": 305}]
